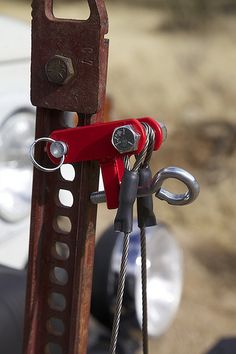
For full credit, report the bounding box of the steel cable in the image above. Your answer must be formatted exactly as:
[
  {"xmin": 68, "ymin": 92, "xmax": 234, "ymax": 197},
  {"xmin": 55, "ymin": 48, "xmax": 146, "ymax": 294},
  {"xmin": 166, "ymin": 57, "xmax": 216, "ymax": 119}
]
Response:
[
  {"xmin": 109, "ymin": 124, "xmax": 154, "ymax": 354},
  {"xmin": 143, "ymin": 124, "xmax": 155, "ymax": 167},
  {"xmin": 140, "ymin": 124, "xmax": 155, "ymax": 354},
  {"xmin": 140, "ymin": 227, "xmax": 149, "ymax": 354},
  {"xmin": 109, "ymin": 232, "xmax": 130, "ymax": 354},
  {"xmin": 132, "ymin": 124, "xmax": 150, "ymax": 172}
]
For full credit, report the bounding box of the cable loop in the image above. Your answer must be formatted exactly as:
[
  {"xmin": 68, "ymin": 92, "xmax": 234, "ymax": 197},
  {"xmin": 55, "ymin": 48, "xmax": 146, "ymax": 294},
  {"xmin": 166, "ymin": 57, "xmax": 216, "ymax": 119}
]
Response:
[{"xmin": 124, "ymin": 123, "xmax": 153, "ymax": 173}]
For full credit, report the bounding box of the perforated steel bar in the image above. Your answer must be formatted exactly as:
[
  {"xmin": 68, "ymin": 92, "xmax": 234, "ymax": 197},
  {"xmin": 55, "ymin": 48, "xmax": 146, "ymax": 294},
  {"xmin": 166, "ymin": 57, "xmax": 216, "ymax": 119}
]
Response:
[
  {"xmin": 23, "ymin": 1, "xmax": 109, "ymax": 353},
  {"xmin": 23, "ymin": 110, "xmax": 101, "ymax": 354}
]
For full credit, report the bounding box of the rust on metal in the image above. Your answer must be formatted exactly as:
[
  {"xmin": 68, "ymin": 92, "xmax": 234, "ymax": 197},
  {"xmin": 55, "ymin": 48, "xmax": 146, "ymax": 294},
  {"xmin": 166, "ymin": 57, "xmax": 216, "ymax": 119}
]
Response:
[
  {"xmin": 23, "ymin": 1, "xmax": 109, "ymax": 353},
  {"xmin": 31, "ymin": 0, "xmax": 109, "ymax": 113},
  {"xmin": 45, "ymin": 55, "xmax": 75, "ymax": 85}
]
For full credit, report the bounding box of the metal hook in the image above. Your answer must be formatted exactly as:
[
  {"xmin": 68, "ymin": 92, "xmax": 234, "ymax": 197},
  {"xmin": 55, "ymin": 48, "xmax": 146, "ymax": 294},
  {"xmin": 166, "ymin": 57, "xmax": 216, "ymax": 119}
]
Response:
[
  {"xmin": 151, "ymin": 167, "xmax": 200, "ymax": 206},
  {"xmin": 90, "ymin": 166, "xmax": 200, "ymax": 206}
]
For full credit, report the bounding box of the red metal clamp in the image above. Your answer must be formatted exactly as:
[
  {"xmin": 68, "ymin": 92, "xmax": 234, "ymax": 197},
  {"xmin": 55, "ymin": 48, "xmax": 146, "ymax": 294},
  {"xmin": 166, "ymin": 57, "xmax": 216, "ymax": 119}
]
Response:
[{"xmin": 47, "ymin": 117, "xmax": 164, "ymax": 209}]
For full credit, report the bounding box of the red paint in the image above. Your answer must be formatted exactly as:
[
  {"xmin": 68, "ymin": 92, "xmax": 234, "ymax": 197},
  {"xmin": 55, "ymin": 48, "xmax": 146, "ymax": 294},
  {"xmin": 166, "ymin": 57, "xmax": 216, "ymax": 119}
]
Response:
[{"xmin": 49, "ymin": 117, "xmax": 163, "ymax": 209}]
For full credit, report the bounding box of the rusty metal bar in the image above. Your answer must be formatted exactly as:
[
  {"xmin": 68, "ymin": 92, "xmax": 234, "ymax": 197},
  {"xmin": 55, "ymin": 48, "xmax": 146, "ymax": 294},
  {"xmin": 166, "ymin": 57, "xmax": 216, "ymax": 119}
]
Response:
[
  {"xmin": 23, "ymin": 0, "xmax": 109, "ymax": 353},
  {"xmin": 23, "ymin": 109, "xmax": 100, "ymax": 354}
]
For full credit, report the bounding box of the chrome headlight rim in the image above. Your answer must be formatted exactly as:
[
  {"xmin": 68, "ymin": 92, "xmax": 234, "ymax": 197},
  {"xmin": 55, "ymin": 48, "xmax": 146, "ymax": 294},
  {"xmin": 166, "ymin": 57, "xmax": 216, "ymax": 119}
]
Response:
[
  {"xmin": 0, "ymin": 107, "xmax": 35, "ymax": 223},
  {"xmin": 0, "ymin": 107, "xmax": 35, "ymax": 130}
]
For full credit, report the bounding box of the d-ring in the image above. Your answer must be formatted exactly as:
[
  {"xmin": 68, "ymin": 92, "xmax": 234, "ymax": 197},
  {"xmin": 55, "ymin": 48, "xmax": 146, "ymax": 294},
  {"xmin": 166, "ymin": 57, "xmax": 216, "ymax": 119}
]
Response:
[
  {"xmin": 29, "ymin": 137, "xmax": 65, "ymax": 173},
  {"xmin": 153, "ymin": 167, "xmax": 200, "ymax": 206}
]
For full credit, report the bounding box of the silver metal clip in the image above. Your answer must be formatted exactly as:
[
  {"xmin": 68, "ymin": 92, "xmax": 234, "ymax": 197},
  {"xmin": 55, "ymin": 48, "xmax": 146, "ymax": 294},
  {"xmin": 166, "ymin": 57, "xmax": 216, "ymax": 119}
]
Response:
[{"xmin": 29, "ymin": 137, "xmax": 67, "ymax": 173}]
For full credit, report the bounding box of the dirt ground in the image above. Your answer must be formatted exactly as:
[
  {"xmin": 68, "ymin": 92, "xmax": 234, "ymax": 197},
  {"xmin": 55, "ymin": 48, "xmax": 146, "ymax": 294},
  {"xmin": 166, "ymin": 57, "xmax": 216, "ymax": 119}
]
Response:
[{"xmin": 1, "ymin": 1, "xmax": 236, "ymax": 354}]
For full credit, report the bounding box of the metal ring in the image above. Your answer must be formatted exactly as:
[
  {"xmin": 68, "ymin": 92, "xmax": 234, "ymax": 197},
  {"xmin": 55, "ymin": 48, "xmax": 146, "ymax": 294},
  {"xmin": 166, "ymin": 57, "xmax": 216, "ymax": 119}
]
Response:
[
  {"xmin": 90, "ymin": 167, "xmax": 200, "ymax": 206},
  {"xmin": 153, "ymin": 167, "xmax": 200, "ymax": 206},
  {"xmin": 29, "ymin": 137, "xmax": 65, "ymax": 173}
]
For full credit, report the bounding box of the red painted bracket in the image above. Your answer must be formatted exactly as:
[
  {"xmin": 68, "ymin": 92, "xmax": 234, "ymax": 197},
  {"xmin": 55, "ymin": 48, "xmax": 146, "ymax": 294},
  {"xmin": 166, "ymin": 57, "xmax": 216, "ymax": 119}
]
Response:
[{"xmin": 49, "ymin": 117, "xmax": 163, "ymax": 209}]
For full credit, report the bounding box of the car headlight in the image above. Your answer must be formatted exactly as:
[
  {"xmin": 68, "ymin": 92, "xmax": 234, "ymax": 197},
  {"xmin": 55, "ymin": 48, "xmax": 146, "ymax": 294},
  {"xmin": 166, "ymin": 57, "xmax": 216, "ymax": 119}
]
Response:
[
  {"xmin": 0, "ymin": 110, "xmax": 35, "ymax": 222},
  {"xmin": 135, "ymin": 224, "xmax": 183, "ymax": 336},
  {"xmin": 91, "ymin": 223, "xmax": 183, "ymax": 337}
]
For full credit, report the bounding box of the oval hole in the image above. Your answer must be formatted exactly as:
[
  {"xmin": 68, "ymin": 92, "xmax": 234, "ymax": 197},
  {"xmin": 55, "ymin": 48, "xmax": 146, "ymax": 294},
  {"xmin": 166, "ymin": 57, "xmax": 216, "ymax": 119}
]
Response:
[
  {"xmin": 45, "ymin": 342, "xmax": 63, "ymax": 354},
  {"xmin": 47, "ymin": 318, "xmax": 65, "ymax": 336},
  {"xmin": 52, "ymin": 242, "xmax": 70, "ymax": 261},
  {"xmin": 60, "ymin": 164, "xmax": 75, "ymax": 181},
  {"xmin": 50, "ymin": 267, "xmax": 68, "ymax": 286},
  {"xmin": 53, "ymin": 216, "xmax": 72, "ymax": 234},
  {"xmin": 58, "ymin": 189, "xmax": 74, "ymax": 207},
  {"xmin": 161, "ymin": 178, "xmax": 188, "ymax": 195},
  {"xmin": 53, "ymin": 1, "xmax": 90, "ymax": 21},
  {"xmin": 48, "ymin": 293, "xmax": 66, "ymax": 312}
]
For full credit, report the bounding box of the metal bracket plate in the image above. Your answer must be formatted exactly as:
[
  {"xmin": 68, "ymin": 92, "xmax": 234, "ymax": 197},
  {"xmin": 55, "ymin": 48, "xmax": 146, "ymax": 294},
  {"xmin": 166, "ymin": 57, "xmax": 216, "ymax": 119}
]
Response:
[{"xmin": 31, "ymin": 0, "xmax": 109, "ymax": 113}]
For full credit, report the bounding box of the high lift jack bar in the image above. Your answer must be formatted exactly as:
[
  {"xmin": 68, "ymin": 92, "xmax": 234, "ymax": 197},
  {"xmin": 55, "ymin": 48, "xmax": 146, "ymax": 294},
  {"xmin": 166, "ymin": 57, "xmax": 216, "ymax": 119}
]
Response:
[{"xmin": 23, "ymin": 1, "xmax": 109, "ymax": 353}]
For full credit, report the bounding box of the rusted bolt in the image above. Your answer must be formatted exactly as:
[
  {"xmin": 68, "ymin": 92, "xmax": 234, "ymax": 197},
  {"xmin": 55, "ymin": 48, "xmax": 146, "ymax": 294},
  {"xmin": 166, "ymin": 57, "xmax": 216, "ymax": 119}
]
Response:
[{"xmin": 45, "ymin": 55, "xmax": 75, "ymax": 85}]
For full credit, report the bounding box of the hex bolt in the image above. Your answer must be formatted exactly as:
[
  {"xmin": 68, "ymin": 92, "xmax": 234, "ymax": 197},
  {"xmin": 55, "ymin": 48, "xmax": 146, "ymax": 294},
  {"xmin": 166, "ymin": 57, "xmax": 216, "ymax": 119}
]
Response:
[
  {"xmin": 45, "ymin": 55, "xmax": 75, "ymax": 85},
  {"xmin": 112, "ymin": 125, "xmax": 140, "ymax": 154},
  {"xmin": 50, "ymin": 141, "xmax": 68, "ymax": 159}
]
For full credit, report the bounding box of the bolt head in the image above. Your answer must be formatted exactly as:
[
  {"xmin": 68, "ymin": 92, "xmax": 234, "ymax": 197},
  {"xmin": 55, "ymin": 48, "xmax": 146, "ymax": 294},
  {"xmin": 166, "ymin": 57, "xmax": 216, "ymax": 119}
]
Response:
[
  {"xmin": 112, "ymin": 125, "xmax": 140, "ymax": 154},
  {"xmin": 45, "ymin": 55, "xmax": 75, "ymax": 85},
  {"xmin": 50, "ymin": 141, "xmax": 68, "ymax": 159}
]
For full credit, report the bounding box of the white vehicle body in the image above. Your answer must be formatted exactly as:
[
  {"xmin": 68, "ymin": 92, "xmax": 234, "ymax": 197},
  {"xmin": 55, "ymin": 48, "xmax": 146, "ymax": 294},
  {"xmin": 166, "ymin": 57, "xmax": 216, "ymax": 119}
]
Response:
[
  {"xmin": 0, "ymin": 16, "xmax": 103, "ymax": 269},
  {"xmin": 0, "ymin": 17, "xmax": 34, "ymax": 269}
]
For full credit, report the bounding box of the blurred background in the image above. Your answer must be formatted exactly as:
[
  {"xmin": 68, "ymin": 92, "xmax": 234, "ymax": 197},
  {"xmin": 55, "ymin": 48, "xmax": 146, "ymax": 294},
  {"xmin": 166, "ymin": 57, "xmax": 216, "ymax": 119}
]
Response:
[{"xmin": 0, "ymin": 0, "xmax": 236, "ymax": 354}]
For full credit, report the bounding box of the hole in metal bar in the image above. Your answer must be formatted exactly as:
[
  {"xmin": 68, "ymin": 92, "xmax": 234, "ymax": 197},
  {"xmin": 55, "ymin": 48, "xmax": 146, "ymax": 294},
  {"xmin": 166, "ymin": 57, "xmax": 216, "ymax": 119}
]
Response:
[
  {"xmin": 53, "ymin": 216, "xmax": 72, "ymax": 234},
  {"xmin": 58, "ymin": 189, "xmax": 74, "ymax": 207},
  {"xmin": 50, "ymin": 267, "xmax": 68, "ymax": 286},
  {"xmin": 60, "ymin": 164, "xmax": 75, "ymax": 181},
  {"xmin": 53, "ymin": 0, "xmax": 90, "ymax": 21},
  {"xmin": 45, "ymin": 342, "xmax": 63, "ymax": 354},
  {"xmin": 47, "ymin": 318, "xmax": 65, "ymax": 336},
  {"xmin": 52, "ymin": 242, "xmax": 70, "ymax": 261},
  {"xmin": 48, "ymin": 292, "xmax": 66, "ymax": 312}
]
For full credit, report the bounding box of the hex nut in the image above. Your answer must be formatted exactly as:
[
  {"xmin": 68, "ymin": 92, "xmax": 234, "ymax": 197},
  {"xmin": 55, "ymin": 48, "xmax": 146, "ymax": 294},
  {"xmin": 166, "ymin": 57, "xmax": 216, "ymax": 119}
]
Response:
[
  {"xmin": 112, "ymin": 125, "xmax": 140, "ymax": 154},
  {"xmin": 45, "ymin": 55, "xmax": 75, "ymax": 85}
]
